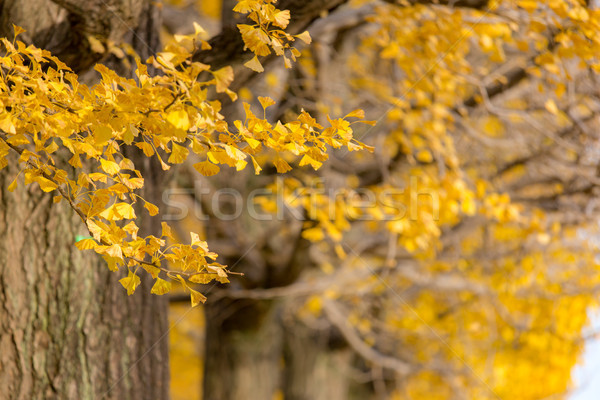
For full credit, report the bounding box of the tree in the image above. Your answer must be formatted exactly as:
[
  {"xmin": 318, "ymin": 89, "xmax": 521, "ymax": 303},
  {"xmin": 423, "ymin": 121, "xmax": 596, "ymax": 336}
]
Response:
[
  {"xmin": 0, "ymin": 2, "xmax": 171, "ymax": 399},
  {"xmin": 164, "ymin": 1, "xmax": 600, "ymax": 399},
  {"xmin": 2, "ymin": 1, "xmax": 600, "ymax": 400},
  {"xmin": 0, "ymin": 0, "xmax": 367, "ymax": 398}
]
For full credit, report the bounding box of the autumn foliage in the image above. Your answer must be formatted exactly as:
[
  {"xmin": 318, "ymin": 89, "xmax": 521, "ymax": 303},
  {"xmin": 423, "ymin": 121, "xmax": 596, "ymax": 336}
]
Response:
[{"xmin": 3, "ymin": 0, "xmax": 600, "ymax": 399}]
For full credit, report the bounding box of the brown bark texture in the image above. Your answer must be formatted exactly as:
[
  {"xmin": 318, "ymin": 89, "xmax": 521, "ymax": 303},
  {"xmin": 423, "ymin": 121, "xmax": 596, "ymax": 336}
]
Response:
[{"xmin": 0, "ymin": 1, "xmax": 170, "ymax": 399}]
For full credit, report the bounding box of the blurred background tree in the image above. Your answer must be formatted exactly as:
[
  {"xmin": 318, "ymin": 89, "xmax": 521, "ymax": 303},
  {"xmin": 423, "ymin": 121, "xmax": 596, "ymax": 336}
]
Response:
[{"xmin": 163, "ymin": 1, "xmax": 600, "ymax": 399}]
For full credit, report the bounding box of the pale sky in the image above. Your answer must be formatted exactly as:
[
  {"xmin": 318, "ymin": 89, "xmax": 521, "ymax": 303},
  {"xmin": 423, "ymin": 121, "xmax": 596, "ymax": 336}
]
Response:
[{"xmin": 571, "ymin": 313, "xmax": 600, "ymax": 400}]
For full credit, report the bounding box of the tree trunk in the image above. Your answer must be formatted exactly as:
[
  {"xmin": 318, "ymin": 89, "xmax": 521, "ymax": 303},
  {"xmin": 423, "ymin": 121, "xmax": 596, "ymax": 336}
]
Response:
[
  {"xmin": 282, "ymin": 320, "xmax": 355, "ymax": 400},
  {"xmin": 202, "ymin": 296, "xmax": 358, "ymax": 400},
  {"xmin": 0, "ymin": 1, "xmax": 170, "ymax": 399},
  {"xmin": 203, "ymin": 298, "xmax": 283, "ymax": 400}
]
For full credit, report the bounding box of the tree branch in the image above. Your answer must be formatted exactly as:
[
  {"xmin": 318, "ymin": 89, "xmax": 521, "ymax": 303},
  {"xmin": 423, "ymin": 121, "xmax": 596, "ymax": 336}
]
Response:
[{"xmin": 322, "ymin": 299, "xmax": 413, "ymax": 375}]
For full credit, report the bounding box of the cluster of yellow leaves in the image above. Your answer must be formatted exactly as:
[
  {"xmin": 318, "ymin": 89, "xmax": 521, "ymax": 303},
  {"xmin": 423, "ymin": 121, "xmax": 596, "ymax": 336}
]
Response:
[
  {"xmin": 274, "ymin": 1, "xmax": 600, "ymax": 398},
  {"xmin": 0, "ymin": 25, "xmax": 370, "ymax": 305},
  {"xmin": 234, "ymin": 0, "xmax": 312, "ymax": 72}
]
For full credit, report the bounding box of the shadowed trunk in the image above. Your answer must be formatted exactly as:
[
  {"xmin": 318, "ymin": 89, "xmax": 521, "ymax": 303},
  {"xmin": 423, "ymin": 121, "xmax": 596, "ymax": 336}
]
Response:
[
  {"xmin": 0, "ymin": 1, "xmax": 170, "ymax": 399},
  {"xmin": 203, "ymin": 298, "xmax": 283, "ymax": 400}
]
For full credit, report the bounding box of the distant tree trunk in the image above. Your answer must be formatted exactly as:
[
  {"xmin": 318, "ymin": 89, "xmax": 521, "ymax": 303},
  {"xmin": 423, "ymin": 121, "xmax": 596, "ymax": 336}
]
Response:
[
  {"xmin": 0, "ymin": 1, "xmax": 170, "ymax": 399},
  {"xmin": 202, "ymin": 297, "xmax": 358, "ymax": 400},
  {"xmin": 203, "ymin": 298, "xmax": 283, "ymax": 400}
]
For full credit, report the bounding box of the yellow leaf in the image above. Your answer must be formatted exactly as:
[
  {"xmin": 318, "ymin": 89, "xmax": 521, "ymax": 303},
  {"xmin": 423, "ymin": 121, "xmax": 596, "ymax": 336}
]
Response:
[
  {"xmin": 296, "ymin": 31, "xmax": 312, "ymax": 44},
  {"xmin": 12, "ymin": 24, "xmax": 25, "ymax": 37},
  {"xmin": 105, "ymin": 244, "xmax": 124, "ymax": 260},
  {"xmin": 75, "ymin": 238, "xmax": 98, "ymax": 250},
  {"xmin": 258, "ymin": 96, "xmax": 275, "ymax": 109},
  {"xmin": 190, "ymin": 231, "xmax": 203, "ymax": 247},
  {"xmin": 246, "ymin": 137, "xmax": 261, "ymax": 149},
  {"xmin": 251, "ymin": 156, "xmax": 262, "ymax": 175},
  {"xmin": 93, "ymin": 125, "xmax": 113, "ymax": 145},
  {"xmin": 151, "ymin": 278, "xmax": 172, "ymax": 295},
  {"xmin": 8, "ymin": 177, "xmax": 17, "ymax": 192},
  {"xmin": 345, "ymin": 109, "xmax": 365, "ymax": 119},
  {"xmin": 144, "ymin": 201, "xmax": 159, "ymax": 216},
  {"xmin": 305, "ymin": 296, "xmax": 322, "ymax": 315},
  {"xmin": 273, "ymin": 157, "xmax": 292, "ymax": 173},
  {"xmin": 299, "ymin": 155, "xmax": 322, "ymax": 170},
  {"xmin": 272, "ymin": 10, "xmax": 290, "ymax": 29},
  {"xmin": 193, "ymin": 21, "xmax": 206, "ymax": 36},
  {"xmin": 416, "ymin": 149, "xmax": 433, "ymax": 163},
  {"xmin": 119, "ymin": 158, "xmax": 135, "ymax": 170},
  {"xmin": 100, "ymin": 159, "xmax": 120, "ymax": 175},
  {"xmin": 244, "ymin": 56, "xmax": 264, "ymax": 73},
  {"xmin": 545, "ymin": 99, "xmax": 559, "ymax": 115},
  {"xmin": 87, "ymin": 220, "xmax": 103, "ymax": 241},
  {"xmin": 161, "ymin": 221, "xmax": 175, "ymax": 240},
  {"xmin": 87, "ymin": 35, "xmax": 105, "ymax": 53},
  {"xmin": 166, "ymin": 110, "xmax": 190, "ymax": 131},
  {"xmin": 100, "ymin": 202, "xmax": 136, "ymax": 220},
  {"xmin": 213, "ymin": 66, "xmax": 234, "ymax": 93},
  {"xmin": 194, "ymin": 161, "xmax": 220, "ymax": 176},
  {"xmin": 482, "ymin": 115, "xmax": 504, "ymax": 137},
  {"xmin": 136, "ymin": 142, "xmax": 155, "ymax": 157},
  {"xmin": 35, "ymin": 176, "xmax": 58, "ymax": 192},
  {"xmin": 189, "ymin": 274, "xmax": 215, "ymax": 284},
  {"xmin": 223, "ymin": 144, "xmax": 247, "ymax": 161},
  {"xmin": 168, "ymin": 143, "xmax": 189, "ymax": 164},
  {"xmin": 123, "ymin": 221, "xmax": 139, "ymax": 239},
  {"xmin": 235, "ymin": 159, "xmax": 247, "ymax": 171},
  {"xmin": 302, "ymin": 227, "xmax": 324, "ymax": 241},
  {"xmin": 189, "ymin": 288, "xmax": 207, "ymax": 307},
  {"xmin": 119, "ymin": 270, "xmax": 141, "ymax": 295},
  {"xmin": 142, "ymin": 264, "xmax": 161, "ymax": 279}
]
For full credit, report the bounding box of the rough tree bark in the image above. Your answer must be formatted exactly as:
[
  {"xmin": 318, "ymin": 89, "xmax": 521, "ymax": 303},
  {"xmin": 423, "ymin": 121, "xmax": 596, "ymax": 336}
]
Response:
[{"xmin": 0, "ymin": 1, "xmax": 170, "ymax": 399}]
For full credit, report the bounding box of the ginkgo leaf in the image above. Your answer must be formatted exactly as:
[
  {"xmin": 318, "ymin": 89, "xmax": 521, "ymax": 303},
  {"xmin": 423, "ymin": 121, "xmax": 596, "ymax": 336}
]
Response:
[
  {"xmin": 189, "ymin": 273, "xmax": 215, "ymax": 284},
  {"xmin": 151, "ymin": 278, "xmax": 172, "ymax": 295},
  {"xmin": 273, "ymin": 158, "xmax": 292, "ymax": 173},
  {"xmin": 296, "ymin": 31, "xmax": 312, "ymax": 44},
  {"xmin": 87, "ymin": 220, "xmax": 103, "ymax": 242},
  {"xmin": 136, "ymin": 142, "xmax": 154, "ymax": 157},
  {"xmin": 35, "ymin": 176, "xmax": 58, "ymax": 192},
  {"xmin": 168, "ymin": 143, "xmax": 189, "ymax": 164},
  {"xmin": 345, "ymin": 109, "xmax": 365, "ymax": 119},
  {"xmin": 244, "ymin": 56, "xmax": 264, "ymax": 73},
  {"xmin": 194, "ymin": 161, "xmax": 220, "ymax": 176},
  {"xmin": 272, "ymin": 10, "xmax": 290, "ymax": 28},
  {"xmin": 123, "ymin": 221, "xmax": 139, "ymax": 239},
  {"xmin": 93, "ymin": 125, "xmax": 113, "ymax": 145},
  {"xmin": 246, "ymin": 137, "xmax": 261, "ymax": 149},
  {"xmin": 12, "ymin": 24, "xmax": 25, "ymax": 37},
  {"xmin": 144, "ymin": 201, "xmax": 159, "ymax": 216},
  {"xmin": 119, "ymin": 270, "xmax": 141, "ymax": 295},
  {"xmin": 166, "ymin": 110, "xmax": 190, "ymax": 131},
  {"xmin": 299, "ymin": 155, "xmax": 322, "ymax": 170},
  {"xmin": 8, "ymin": 177, "xmax": 17, "ymax": 192},
  {"xmin": 75, "ymin": 238, "xmax": 98, "ymax": 250},
  {"xmin": 161, "ymin": 222, "xmax": 175, "ymax": 240},
  {"xmin": 213, "ymin": 66, "xmax": 234, "ymax": 93},
  {"xmin": 99, "ymin": 202, "xmax": 136, "ymax": 220},
  {"xmin": 105, "ymin": 244, "xmax": 124, "ymax": 260},
  {"xmin": 251, "ymin": 156, "xmax": 262, "ymax": 175},
  {"xmin": 100, "ymin": 159, "xmax": 120, "ymax": 175},
  {"xmin": 189, "ymin": 288, "xmax": 207, "ymax": 307},
  {"xmin": 87, "ymin": 36, "xmax": 105, "ymax": 53},
  {"xmin": 258, "ymin": 96, "xmax": 275, "ymax": 109}
]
